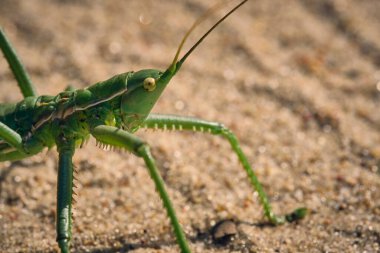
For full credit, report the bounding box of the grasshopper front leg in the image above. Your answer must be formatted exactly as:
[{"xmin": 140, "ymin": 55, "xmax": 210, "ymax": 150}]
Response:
[
  {"xmin": 91, "ymin": 125, "xmax": 191, "ymax": 253},
  {"xmin": 143, "ymin": 114, "xmax": 307, "ymax": 224},
  {"xmin": 0, "ymin": 121, "xmax": 24, "ymax": 152},
  {"xmin": 0, "ymin": 121, "xmax": 45, "ymax": 161}
]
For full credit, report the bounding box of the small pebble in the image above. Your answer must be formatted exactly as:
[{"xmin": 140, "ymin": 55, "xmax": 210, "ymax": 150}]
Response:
[{"xmin": 211, "ymin": 219, "xmax": 238, "ymax": 245}]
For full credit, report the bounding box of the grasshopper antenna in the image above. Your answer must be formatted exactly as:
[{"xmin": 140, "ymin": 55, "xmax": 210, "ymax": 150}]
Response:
[{"xmin": 169, "ymin": 0, "xmax": 248, "ymax": 73}]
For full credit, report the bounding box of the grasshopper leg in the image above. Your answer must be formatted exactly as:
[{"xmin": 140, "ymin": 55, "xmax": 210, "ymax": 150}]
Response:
[
  {"xmin": 0, "ymin": 28, "xmax": 37, "ymax": 97},
  {"xmin": 144, "ymin": 114, "xmax": 307, "ymax": 224},
  {"xmin": 56, "ymin": 137, "xmax": 76, "ymax": 253},
  {"xmin": 0, "ymin": 121, "xmax": 45, "ymax": 161},
  {"xmin": 0, "ymin": 121, "xmax": 24, "ymax": 153},
  {"xmin": 91, "ymin": 125, "xmax": 191, "ymax": 253}
]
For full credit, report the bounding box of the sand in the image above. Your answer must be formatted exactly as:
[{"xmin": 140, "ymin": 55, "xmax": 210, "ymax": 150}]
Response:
[{"xmin": 0, "ymin": 0, "xmax": 379, "ymax": 252}]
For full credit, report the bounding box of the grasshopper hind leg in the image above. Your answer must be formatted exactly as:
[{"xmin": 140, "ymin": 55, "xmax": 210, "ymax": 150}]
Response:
[{"xmin": 0, "ymin": 28, "xmax": 37, "ymax": 98}]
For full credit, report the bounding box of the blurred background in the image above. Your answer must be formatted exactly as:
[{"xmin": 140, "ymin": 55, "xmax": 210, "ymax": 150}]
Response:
[{"xmin": 0, "ymin": 0, "xmax": 379, "ymax": 252}]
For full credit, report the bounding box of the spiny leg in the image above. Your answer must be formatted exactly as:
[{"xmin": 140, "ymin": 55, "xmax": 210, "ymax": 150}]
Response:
[
  {"xmin": 143, "ymin": 114, "xmax": 307, "ymax": 224},
  {"xmin": 0, "ymin": 28, "xmax": 37, "ymax": 97},
  {"xmin": 91, "ymin": 125, "xmax": 191, "ymax": 253},
  {"xmin": 56, "ymin": 137, "xmax": 76, "ymax": 253}
]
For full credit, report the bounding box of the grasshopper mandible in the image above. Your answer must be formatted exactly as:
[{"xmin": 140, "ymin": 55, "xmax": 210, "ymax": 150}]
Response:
[{"xmin": 0, "ymin": 1, "xmax": 306, "ymax": 252}]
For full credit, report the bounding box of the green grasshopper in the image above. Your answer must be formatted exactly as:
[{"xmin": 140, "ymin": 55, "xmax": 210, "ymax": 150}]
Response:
[{"xmin": 0, "ymin": 1, "xmax": 306, "ymax": 252}]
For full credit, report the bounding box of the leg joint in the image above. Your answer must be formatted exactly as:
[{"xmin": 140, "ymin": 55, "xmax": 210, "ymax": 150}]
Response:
[
  {"xmin": 213, "ymin": 123, "xmax": 233, "ymax": 137},
  {"xmin": 209, "ymin": 122, "xmax": 227, "ymax": 134},
  {"xmin": 134, "ymin": 142, "xmax": 150, "ymax": 157}
]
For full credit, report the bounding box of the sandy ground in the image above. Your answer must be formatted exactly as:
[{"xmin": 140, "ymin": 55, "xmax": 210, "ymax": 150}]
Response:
[{"xmin": 0, "ymin": 0, "xmax": 379, "ymax": 252}]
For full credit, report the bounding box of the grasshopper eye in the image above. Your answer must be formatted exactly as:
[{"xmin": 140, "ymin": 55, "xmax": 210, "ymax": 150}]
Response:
[{"xmin": 143, "ymin": 77, "xmax": 156, "ymax": 91}]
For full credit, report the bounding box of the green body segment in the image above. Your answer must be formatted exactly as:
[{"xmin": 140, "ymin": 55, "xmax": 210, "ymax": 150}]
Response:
[
  {"xmin": 58, "ymin": 72, "xmax": 131, "ymax": 115},
  {"xmin": 0, "ymin": 72, "xmax": 135, "ymax": 156}
]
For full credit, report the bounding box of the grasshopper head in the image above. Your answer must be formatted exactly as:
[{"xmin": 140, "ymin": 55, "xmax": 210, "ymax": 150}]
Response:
[
  {"xmin": 119, "ymin": 68, "xmax": 175, "ymax": 131},
  {"xmin": 120, "ymin": 0, "xmax": 247, "ymax": 132}
]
